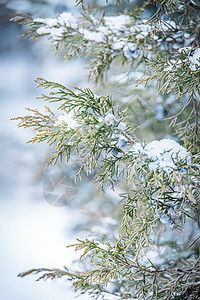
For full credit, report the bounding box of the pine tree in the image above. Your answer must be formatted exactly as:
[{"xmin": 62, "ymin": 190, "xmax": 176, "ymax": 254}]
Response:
[{"xmin": 12, "ymin": 1, "xmax": 200, "ymax": 299}]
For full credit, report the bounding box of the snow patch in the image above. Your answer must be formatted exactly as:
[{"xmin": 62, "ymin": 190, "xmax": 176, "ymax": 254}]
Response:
[
  {"xmin": 188, "ymin": 48, "xmax": 200, "ymax": 71},
  {"xmin": 131, "ymin": 138, "xmax": 190, "ymax": 173},
  {"xmin": 79, "ymin": 28, "xmax": 105, "ymax": 43},
  {"xmin": 104, "ymin": 15, "xmax": 130, "ymax": 32},
  {"xmin": 54, "ymin": 112, "xmax": 79, "ymax": 129},
  {"xmin": 57, "ymin": 12, "xmax": 77, "ymax": 28}
]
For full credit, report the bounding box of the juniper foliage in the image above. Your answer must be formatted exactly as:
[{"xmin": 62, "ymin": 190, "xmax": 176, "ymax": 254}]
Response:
[{"xmin": 12, "ymin": 0, "xmax": 200, "ymax": 299}]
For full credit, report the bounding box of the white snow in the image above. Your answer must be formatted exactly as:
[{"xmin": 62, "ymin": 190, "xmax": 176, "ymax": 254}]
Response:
[
  {"xmin": 79, "ymin": 14, "xmax": 131, "ymax": 44},
  {"xmin": 111, "ymin": 40, "xmax": 126, "ymax": 50},
  {"xmin": 36, "ymin": 24, "xmax": 65, "ymax": 41},
  {"xmin": 118, "ymin": 122, "xmax": 126, "ymax": 131},
  {"xmin": 135, "ymin": 32, "xmax": 147, "ymax": 39},
  {"xmin": 33, "ymin": 12, "xmax": 154, "ymax": 48},
  {"xmin": 79, "ymin": 28, "xmax": 105, "ymax": 43},
  {"xmin": 54, "ymin": 112, "xmax": 79, "ymax": 129},
  {"xmin": 132, "ymin": 23, "xmax": 151, "ymax": 33},
  {"xmin": 50, "ymin": 27, "xmax": 65, "ymax": 40},
  {"xmin": 164, "ymin": 59, "xmax": 176, "ymax": 71},
  {"xmin": 130, "ymin": 138, "xmax": 191, "ymax": 174},
  {"xmin": 104, "ymin": 112, "xmax": 116, "ymax": 124},
  {"xmin": 123, "ymin": 43, "xmax": 138, "ymax": 59},
  {"xmin": 97, "ymin": 25, "xmax": 110, "ymax": 36},
  {"xmin": 57, "ymin": 12, "xmax": 77, "ymax": 28},
  {"xmin": 45, "ymin": 18, "xmax": 59, "ymax": 27},
  {"xmin": 188, "ymin": 48, "xmax": 200, "ymax": 71},
  {"xmin": 34, "ymin": 12, "xmax": 77, "ymax": 41},
  {"xmin": 98, "ymin": 113, "xmax": 114, "ymax": 125},
  {"xmin": 36, "ymin": 26, "xmax": 51, "ymax": 35},
  {"xmin": 34, "ymin": 17, "xmax": 58, "ymax": 27},
  {"xmin": 104, "ymin": 15, "xmax": 130, "ymax": 32},
  {"xmin": 132, "ymin": 23, "xmax": 152, "ymax": 40},
  {"xmin": 34, "ymin": 13, "xmax": 132, "ymax": 44},
  {"xmin": 34, "ymin": 12, "xmax": 77, "ymax": 29},
  {"xmin": 166, "ymin": 48, "xmax": 200, "ymax": 72}
]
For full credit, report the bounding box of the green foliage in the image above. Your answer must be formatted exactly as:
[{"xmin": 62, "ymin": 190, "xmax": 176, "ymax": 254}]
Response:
[
  {"xmin": 13, "ymin": 78, "xmax": 131, "ymax": 176},
  {"xmin": 13, "ymin": 0, "xmax": 200, "ymax": 299},
  {"xmin": 18, "ymin": 239, "xmax": 200, "ymax": 299}
]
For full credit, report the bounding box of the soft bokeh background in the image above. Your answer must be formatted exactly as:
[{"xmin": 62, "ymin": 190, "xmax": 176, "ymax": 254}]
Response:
[{"xmin": 0, "ymin": 1, "xmax": 91, "ymax": 299}]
